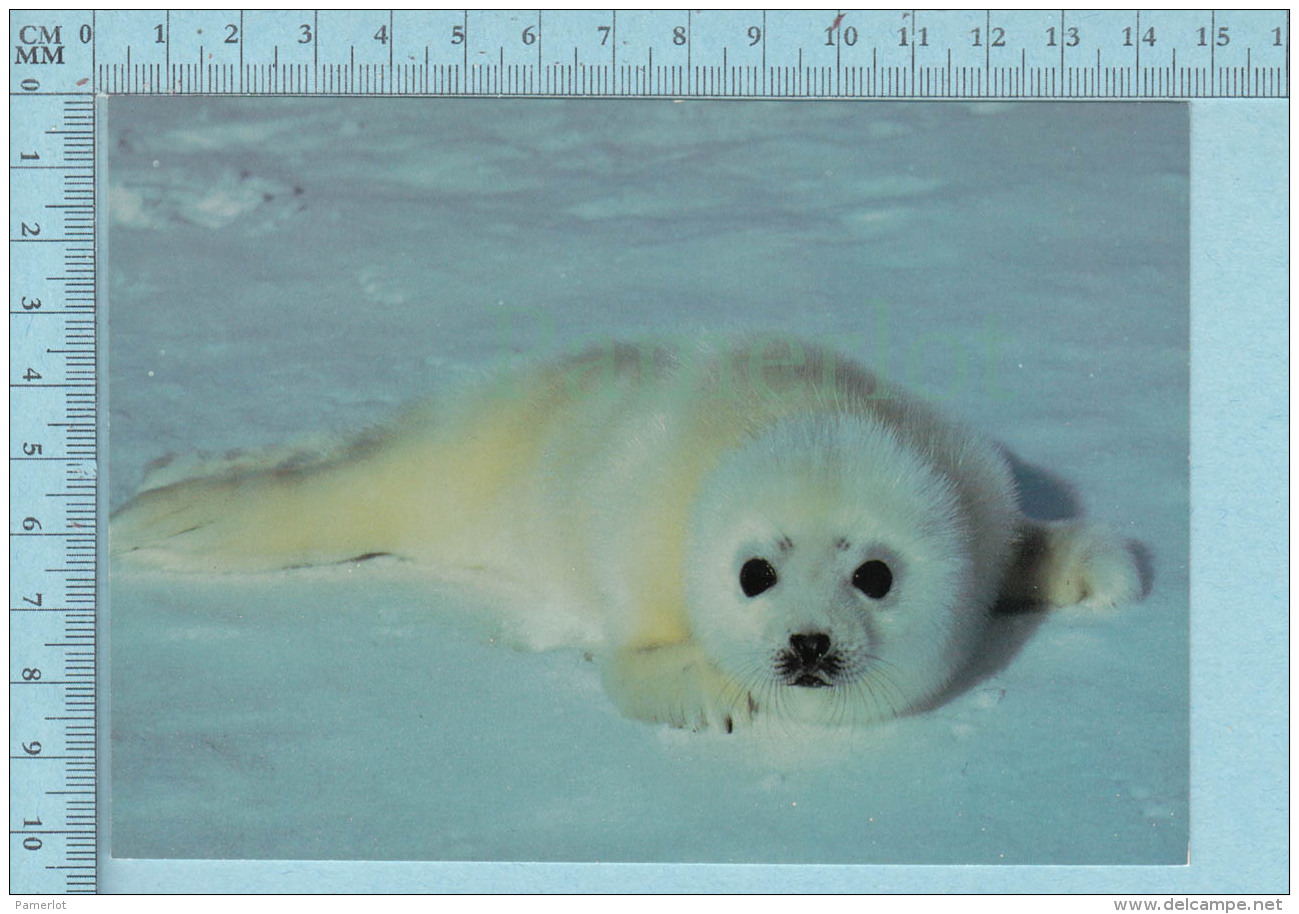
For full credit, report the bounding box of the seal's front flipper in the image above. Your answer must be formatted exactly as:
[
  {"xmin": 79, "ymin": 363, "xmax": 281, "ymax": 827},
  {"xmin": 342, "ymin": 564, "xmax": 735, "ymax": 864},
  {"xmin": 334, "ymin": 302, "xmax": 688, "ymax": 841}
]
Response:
[
  {"xmin": 602, "ymin": 642, "xmax": 758, "ymax": 732},
  {"xmin": 1004, "ymin": 518, "xmax": 1142, "ymax": 609}
]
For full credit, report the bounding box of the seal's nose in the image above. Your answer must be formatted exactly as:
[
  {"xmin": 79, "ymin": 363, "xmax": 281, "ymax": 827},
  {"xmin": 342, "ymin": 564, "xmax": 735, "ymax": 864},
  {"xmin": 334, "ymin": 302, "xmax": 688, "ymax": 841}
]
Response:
[{"xmin": 789, "ymin": 631, "xmax": 831, "ymax": 664}]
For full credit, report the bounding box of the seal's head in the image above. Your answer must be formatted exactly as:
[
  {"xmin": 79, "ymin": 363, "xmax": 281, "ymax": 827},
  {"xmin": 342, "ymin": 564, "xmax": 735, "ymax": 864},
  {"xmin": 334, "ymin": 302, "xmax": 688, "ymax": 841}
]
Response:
[{"xmin": 683, "ymin": 413, "xmax": 982, "ymax": 725}]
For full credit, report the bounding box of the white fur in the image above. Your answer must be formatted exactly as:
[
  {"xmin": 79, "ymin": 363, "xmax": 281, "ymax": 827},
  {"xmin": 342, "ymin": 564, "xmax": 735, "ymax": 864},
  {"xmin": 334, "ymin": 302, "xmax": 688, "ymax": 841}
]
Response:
[
  {"xmin": 681, "ymin": 415, "xmax": 979, "ymax": 728},
  {"xmin": 112, "ymin": 338, "xmax": 1141, "ymax": 730}
]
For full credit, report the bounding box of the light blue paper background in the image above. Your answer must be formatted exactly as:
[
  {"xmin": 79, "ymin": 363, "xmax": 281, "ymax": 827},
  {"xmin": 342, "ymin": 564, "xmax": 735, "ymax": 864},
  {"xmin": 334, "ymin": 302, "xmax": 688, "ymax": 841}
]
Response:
[{"xmin": 98, "ymin": 99, "xmax": 1285, "ymax": 893}]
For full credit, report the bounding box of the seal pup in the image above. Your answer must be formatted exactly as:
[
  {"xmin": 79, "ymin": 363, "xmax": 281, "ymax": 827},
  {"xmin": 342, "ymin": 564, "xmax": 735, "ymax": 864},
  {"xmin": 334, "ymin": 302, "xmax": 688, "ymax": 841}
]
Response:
[{"xmin": 112, "ymin": 338, "xmax": 1141, "ymax": 731}]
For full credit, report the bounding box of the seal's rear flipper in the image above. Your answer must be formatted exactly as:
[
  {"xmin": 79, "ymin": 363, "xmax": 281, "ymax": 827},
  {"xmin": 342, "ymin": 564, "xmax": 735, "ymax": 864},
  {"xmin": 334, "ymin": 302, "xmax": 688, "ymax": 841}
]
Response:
[{"xmin": 110, "ymin": 457, "xmax": 396, "ymax": 573}]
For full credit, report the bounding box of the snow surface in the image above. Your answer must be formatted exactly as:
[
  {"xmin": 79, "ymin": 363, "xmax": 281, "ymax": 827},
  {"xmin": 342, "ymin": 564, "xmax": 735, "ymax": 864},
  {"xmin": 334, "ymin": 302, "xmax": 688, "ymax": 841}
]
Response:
[{"xmin": 106, "ymin": 99, "xmax": 1188, "ymax": 867}]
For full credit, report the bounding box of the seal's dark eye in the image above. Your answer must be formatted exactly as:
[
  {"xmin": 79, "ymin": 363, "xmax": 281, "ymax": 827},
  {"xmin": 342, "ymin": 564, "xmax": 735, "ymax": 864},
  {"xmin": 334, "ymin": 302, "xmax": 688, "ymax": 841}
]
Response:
[
  {"xmin": 853, "ymin": 560, "xmax": 893, "ymax": 599},
  {"xmin": 739, "ymin": 558, "xmax": 778, "ymax": 597}
]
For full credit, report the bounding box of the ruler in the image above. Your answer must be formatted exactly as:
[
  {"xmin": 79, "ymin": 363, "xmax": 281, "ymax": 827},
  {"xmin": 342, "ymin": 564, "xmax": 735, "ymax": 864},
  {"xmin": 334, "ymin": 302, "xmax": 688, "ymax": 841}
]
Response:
[
  {"xmin": 9, "ymin": 12, "xmax": 99, "ymax": 891},
  {"xmin": 10, "ymin": 9, "xmax": 1289, "ymax": 99},
  {"xmin": 6, "ymin": 7, "xmax": 1288, "ymax": 896}
]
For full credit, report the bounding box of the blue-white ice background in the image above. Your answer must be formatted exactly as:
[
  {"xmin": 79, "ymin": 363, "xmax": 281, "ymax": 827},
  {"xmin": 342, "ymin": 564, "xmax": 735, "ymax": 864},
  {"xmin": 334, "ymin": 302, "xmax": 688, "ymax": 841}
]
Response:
[{"xmin": 107, "ymin": 99, "xmax": 1188, "ymax": 864}]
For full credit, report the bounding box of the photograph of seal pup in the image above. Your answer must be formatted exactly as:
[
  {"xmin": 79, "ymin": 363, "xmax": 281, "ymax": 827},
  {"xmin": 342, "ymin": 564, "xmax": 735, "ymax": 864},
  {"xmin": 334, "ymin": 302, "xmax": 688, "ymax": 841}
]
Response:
[{"xmin": 111, "ymin": 338, "xmax": 1141, "ymax": 732}]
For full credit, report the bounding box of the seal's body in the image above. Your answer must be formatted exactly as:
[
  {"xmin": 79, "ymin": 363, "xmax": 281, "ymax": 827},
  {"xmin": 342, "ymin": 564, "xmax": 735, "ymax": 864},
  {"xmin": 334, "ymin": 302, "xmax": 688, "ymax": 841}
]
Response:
[{"xmin": 112, "ymin": 339, "xmax": 1141, "ymax": 730}]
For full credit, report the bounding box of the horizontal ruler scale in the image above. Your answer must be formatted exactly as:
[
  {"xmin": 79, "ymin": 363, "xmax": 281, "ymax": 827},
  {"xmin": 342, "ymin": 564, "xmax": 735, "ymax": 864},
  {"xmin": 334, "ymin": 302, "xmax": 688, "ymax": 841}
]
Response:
[{"xmin": 11, "ymin": 9, "xmax": 1290, "ymax": 98}]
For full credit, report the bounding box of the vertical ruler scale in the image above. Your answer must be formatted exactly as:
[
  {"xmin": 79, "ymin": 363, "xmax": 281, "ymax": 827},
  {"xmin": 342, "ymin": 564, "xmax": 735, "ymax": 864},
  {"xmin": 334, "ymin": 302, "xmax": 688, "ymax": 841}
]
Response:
[{"xmin": 9, "ymin": 12, "xmax": 98, "ymax": 894}]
